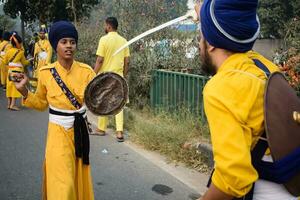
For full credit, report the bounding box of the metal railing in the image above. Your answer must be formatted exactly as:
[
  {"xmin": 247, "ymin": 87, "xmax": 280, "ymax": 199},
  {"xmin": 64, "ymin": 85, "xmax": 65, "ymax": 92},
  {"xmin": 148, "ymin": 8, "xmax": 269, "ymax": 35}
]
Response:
[{"xmin": 150, "ymin": 70, "xmax": 209, "ymax": 119}]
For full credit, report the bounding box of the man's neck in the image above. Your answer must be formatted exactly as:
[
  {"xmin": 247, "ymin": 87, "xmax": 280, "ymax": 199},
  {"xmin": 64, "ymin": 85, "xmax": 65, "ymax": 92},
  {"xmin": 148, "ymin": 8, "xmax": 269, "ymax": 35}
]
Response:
[
  {"xmin": 58, "ymin": 58, "xmax": 73, "ymax": 71},
  {"xmin": 213, "ymin": 49, "xmax": 234, "ymax": 70}
]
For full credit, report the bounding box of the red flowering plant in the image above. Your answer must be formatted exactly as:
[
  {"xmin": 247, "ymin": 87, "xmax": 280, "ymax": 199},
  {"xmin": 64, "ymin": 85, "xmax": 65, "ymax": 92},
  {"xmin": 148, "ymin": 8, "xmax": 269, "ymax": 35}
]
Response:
[{"xmin": 275, "ymin": 18, "xmax": 300, "ymax": 96}]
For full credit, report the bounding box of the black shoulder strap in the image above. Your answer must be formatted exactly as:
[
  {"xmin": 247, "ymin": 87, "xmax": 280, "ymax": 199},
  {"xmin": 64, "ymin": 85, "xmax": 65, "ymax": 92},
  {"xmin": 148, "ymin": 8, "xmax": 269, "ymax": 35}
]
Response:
[
  {"xmin": 9, "ymin": 50, "xmax": 21, "ymax": 63},
  {"xmin": 253, "ymin": 59, "xmax": 271, "ymax": 78},
  {"xmin": 50, "ymin": 67, "xmax": 82, "ymax": 109}
]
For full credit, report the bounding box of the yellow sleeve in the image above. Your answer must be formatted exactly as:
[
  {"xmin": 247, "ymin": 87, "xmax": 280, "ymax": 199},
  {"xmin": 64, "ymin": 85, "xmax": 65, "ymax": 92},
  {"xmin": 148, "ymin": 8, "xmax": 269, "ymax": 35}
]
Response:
[
  {"xmin": 23, "ymin": 70, "xmax": 48, "ymax": 111},
  {"xmin": 124, "ymin": 46, "xmax": 130, "ymax": 57},
  {"xmin": 204, "ymin": 87, "xmax": 258, "ymax": 197},
  {"xmin": 46, "ymin": 41, "xmax": 52, "ymax": 64},
  {"xmin": 96, "ymin": 37, "xmax": 105, "ymax": 57},
  {"xmin": 21, "ymin": 51, "xmax": 30, "ymax": 66}
]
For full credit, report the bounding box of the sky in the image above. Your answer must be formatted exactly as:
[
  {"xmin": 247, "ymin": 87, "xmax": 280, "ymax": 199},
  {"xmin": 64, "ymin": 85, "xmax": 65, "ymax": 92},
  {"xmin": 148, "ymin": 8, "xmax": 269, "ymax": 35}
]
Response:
[{"xmin": 187, "ymin": 0, "xmax": 194, "ymax": 9}]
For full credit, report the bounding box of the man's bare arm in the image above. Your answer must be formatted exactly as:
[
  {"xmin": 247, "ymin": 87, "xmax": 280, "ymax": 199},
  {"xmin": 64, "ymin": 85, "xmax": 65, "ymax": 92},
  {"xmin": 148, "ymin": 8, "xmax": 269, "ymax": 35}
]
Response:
[
  {"xmin": 124, "ymin": 57, "xmax": 130, "ymax": 77},
  {"xmin": 94, "ymin": 56, "xmax": 104, "ymax": 74},
  {"xmin": 199, "ymin": 184, "xmax": 233, "ymax": 200}
]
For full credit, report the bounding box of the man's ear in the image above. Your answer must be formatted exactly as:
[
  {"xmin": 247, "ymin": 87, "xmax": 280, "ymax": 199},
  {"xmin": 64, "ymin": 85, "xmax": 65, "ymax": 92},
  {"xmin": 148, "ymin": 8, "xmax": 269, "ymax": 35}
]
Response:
[{"xmin": 207, "ymin": 42, "xmax": 215, "ymax": 53}]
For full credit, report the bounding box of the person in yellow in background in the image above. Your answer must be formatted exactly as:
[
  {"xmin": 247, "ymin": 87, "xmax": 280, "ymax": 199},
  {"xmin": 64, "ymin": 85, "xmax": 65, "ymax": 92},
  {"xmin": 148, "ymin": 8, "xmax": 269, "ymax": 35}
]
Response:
[
  {"xmin": 13, "ymin": 21, "xmax": 95, "ymax": 200},
  {"xmin": 194, "ymin": 0, "xmax": 298, "ymax": 200},
  {"xmin": 93, "ymin": 17, "xmax": 130, "ymax": 142},
  {"xmin": 32, "ymin": 25, "xmax": 52, "ymax": 87},
  {"xmin": 0, "ymin": 31, "xmax": 13, "ymax": 90},
  {"xmin": 3, "ymin": 33, "xmax": 30, "ymax": 111}
]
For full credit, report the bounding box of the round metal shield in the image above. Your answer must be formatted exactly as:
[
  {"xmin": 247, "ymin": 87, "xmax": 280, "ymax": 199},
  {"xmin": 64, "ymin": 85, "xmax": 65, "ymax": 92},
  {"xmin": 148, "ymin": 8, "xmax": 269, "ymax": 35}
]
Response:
[
  {"xmin": 84, "ymin": 72, "xmax": 128, "ymax": 116},
  {"xmin": 264, "ymin": 72, "xmax": 300, "ymax": 196}
]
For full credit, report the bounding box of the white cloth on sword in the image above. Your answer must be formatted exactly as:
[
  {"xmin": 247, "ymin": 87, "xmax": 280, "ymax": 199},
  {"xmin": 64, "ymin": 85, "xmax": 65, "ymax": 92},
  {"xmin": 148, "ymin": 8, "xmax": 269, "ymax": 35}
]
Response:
[{"xmin": 253, "ymin": 155, "xmax": 298, "ymax": 200}]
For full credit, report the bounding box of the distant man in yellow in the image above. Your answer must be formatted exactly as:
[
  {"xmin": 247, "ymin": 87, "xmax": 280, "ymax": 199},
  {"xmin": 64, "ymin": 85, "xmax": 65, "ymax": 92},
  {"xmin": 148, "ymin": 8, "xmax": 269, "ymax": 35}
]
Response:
[
  {"xmin": 93, "ymin": 17, "xmax": 130, "ymax": 142},
  {"xmin": 3, "ymin": 33, "xmax": 30, "ymax": 110},
  {"xmin": 32, "ymin": 25, "xmax": 52, "ymax": 86},
  {"xmin": 0, "ymin": 31, "xmax": 12, "ymax": 89}
]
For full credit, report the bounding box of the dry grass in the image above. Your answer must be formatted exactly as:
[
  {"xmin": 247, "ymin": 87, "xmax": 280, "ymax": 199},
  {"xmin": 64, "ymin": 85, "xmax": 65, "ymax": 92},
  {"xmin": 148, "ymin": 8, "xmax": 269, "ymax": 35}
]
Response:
[{"xmin": 124, "ymin": 108, "xmax": 211, "ymax": 173}]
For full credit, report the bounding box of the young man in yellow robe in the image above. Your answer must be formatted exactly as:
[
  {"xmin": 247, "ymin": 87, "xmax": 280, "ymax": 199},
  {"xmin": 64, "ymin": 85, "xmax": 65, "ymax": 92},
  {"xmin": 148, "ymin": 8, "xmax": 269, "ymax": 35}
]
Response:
[
  {"xmin": 0, "ymin": 31, "xmax": 13, "ymax": 89},
  {"xmin": 93, "ymin": 17, "xmax": 130, "ymax": 142},
  {"xmin": 14, "ymin": 21, "xmax": 95, "ymax": 200},
  {"xmin": 3, "ymin": 33, "xmax": 30, "ymax": 110},
  {"xmin": 194, "ymin": 1, "xmax": 299, "ymax": 200},
  {"xmin": 32, "ymin": 25, "xmax": 52, "ymax": 87}
]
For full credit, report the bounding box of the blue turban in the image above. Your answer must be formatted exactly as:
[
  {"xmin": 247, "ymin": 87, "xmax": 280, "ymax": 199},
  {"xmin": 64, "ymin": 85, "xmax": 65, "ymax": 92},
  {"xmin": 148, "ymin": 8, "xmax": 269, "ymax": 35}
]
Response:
[
  {"xmin": 200, "ymin": 0, "xmax": 260, "ymax": 53},
  {"xmin": 49, "ymin": 21, "xmax": 78, "ymax": 51}
]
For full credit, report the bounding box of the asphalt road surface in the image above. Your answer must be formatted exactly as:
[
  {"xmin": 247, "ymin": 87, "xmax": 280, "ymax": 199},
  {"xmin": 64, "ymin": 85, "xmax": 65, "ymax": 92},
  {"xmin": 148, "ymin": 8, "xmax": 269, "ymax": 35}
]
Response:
[{"xmin": 0, "ymin": 90, "xmax": 200, "ymax": 200}]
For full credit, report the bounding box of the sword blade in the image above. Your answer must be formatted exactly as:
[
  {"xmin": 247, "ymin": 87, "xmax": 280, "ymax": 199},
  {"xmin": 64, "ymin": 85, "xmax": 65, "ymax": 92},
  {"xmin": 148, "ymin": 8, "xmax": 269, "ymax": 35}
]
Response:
[{"xmin": 113, "ymin": 14, "xmax": 190, "ymax": 56}]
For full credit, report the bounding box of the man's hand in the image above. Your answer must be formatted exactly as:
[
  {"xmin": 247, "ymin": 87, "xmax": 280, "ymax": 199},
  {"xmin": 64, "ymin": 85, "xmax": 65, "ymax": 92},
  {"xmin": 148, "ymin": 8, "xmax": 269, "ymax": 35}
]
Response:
[{"xmin": 13, "ymin": 73, "xmax": 29, "ymax": 98}]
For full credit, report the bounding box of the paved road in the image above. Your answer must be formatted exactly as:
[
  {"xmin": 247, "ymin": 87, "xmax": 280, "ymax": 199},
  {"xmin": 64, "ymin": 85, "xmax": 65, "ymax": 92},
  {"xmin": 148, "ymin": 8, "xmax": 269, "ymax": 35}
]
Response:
[{"xmin": 0, "ymin": 90, "xmax": 200, "ymax": 200}]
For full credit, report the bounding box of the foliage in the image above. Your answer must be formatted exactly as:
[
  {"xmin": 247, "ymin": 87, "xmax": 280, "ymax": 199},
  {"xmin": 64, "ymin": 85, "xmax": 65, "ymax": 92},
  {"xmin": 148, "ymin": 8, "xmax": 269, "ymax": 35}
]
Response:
[
  {"xmin": 258, "ymin": 0, "xmax": 300, "ymax": 38},
  {"xmin": 76, "ymin": 0, "xmax": 203, "ymax": 106},
  {"xmin": 0, "ymin": 15, "xmax": 16, "ymax": 31},
  {"xmin": 125, "ymin": 108, "xmax": 210, "ymax": 172},
  {"xmin": 1, "ymin": 0, "xmax": 99, "ymax": 24},
  {"xmin": 276, "ymin": 48, "xmax": 300, "ymax": 96}
]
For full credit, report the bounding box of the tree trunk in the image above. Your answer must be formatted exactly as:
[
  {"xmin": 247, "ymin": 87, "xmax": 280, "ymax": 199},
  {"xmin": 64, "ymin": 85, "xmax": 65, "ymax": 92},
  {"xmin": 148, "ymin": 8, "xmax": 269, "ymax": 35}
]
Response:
[
  {"xmin": 71, "ymin": 0, "xmax": 77, "ymax": 26},
  {"xmin": 21, "ymin": 17, "xmax": 25, "ymax": 40}
]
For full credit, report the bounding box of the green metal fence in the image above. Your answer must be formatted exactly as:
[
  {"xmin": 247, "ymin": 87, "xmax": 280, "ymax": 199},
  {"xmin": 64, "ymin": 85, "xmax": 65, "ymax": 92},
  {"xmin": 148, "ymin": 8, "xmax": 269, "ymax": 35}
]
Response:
[{"xmin": 150, "ymin": 70, "xmax": 209, "ymax": 119}]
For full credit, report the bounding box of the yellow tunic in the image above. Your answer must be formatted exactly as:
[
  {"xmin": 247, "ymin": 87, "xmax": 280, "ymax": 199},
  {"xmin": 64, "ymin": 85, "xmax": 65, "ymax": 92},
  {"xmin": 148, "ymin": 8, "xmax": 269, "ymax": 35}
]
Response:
[
  {"xmin": 33, "ymin": 39, "xmax": 53, "ymax": 79},
  {"xmin": 3, "ymin": 48, "xmax": 29, "ymax": 98},
  {"xmin": 23, "ymin": 61, "xmax": 95, "ymax": 200},
  {"xmin": 0, "ymin": 40, "xmax": 12, "ymax": 85},
  {"xmin": 96, "ymin": 32, "xmax": 130, "ymax": 76},
  {"xmin": 203, "ymin": 51, "xmax": 279, "ymax": 197}
]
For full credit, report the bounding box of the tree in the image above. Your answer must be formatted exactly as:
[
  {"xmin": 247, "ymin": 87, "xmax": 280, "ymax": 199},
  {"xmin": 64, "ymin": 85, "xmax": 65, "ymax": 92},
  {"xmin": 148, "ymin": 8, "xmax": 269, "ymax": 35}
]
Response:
[
  {"xmin": 1, "ymin": 0, "xmax": 99, "ymax": 34},
  {"xmin": 258, "ymin": 0, "xmax": 300, "ymax": 39},
  {"xmin": 0, "ymin": 15, "xmax": 16, "ymax": 31}
]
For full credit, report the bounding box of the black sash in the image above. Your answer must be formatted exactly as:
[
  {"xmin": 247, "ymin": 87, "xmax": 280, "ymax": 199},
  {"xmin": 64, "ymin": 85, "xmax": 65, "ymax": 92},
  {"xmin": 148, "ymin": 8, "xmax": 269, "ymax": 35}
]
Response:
[{"xmin": 50, "ymin": 67, "xmax": 90, "ymax": 165}]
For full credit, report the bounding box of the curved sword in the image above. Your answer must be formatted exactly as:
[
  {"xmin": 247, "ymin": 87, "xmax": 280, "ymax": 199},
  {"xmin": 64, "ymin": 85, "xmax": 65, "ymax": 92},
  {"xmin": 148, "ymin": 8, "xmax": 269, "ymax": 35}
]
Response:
[{"xmin": 113, "ymin": 11, "xmax": 197, "ymax": 56}]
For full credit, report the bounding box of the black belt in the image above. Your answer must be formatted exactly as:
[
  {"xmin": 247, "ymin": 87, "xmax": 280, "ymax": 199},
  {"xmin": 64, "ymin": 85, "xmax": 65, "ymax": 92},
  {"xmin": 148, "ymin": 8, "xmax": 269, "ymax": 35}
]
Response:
[{"xmin": 49, "ymin": 108, "xmax": 90, "ymax": 165}]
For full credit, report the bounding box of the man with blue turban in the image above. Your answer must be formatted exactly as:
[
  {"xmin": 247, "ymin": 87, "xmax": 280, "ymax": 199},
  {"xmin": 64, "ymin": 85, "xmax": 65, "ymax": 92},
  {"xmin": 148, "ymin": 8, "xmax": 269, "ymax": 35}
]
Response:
[
  {"xmin": 195, "ymin": 0, "xmax": 298, "ymax": 200},
  {"xmin": 14, "ymin": 21, "xmax": 95, "ymax": 200}
]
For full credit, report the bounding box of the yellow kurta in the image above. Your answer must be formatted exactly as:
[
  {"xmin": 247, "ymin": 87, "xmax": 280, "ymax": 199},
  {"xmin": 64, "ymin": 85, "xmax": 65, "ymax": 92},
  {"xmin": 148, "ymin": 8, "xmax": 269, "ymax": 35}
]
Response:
[
  {"xmin": 0, "ymin": 40, "xmax": 12, "ymax": 85},
  {"xmin": 3, "ymin": 47, "xmax": 29, "ymax": 98},
  {"xmin": 96, "ymin": 32, "xmax": 130, "ymax": 76},
  {"xmin": 23, "ymin": 61, "xmax": 95, "ymax": 200},
  {"xmin": 96, "ymin": 32, "xmax": 130, "ymax": 131},
  {"xmin": 203, "ymin": 51, "xmax": 279, "ymax": 197},
  {"xmin": 33, "ymin": 39, "xmax": 52, "ymax": 81}
]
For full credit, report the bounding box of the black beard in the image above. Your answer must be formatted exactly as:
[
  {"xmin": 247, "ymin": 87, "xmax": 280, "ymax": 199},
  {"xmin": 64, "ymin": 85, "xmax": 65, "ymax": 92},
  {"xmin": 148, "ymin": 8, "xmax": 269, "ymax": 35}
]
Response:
[
  {"xmin": 105, "ymin": 29, "xmax": 108, "ymax": 34},
  {"xmin": 200, "ymin": 45, "xmax": 217, "ymax": 76}
]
